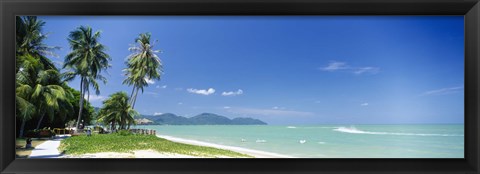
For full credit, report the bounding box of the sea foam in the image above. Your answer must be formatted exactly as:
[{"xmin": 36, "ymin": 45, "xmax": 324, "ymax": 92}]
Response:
[{"xmin": 333, "ymin": 126, "xmax": 463, "ymax": 137}]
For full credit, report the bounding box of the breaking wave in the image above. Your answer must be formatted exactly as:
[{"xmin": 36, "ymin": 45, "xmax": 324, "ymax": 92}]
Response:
[{"xmin": 333, "ymin": 126, "xmax": 463, "ymax": 137}]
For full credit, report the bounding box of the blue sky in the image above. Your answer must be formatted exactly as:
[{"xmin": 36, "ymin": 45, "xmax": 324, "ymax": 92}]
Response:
[{"xmin": 38, "ymin": 16, "xmax": 464, "ymax": 125}]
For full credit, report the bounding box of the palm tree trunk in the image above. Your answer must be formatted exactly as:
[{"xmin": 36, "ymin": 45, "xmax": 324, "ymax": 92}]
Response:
[
  {"xmin": 19, "ymin": 119, "xmax": 26, "ymax": 138},
  {"xmin": 129, "ymin": 86, "xmax": 135, "ymax": 104},
  {"xmin": 87, "ymin": 85, "xmax": 90, "ymax": 104},
  {"xmin": 111, "ymin": 121, "xmax": 116, "ymax": 132},
  {"xmin": 35, "ymin": 112, "xmax": 46, "ymax": 130},
  {"xmin": 75, "ymin": 77, "xmax": 85, "ymax": 129},
  {"xmin": 132, "ymin": 87, "xmax": 140, "ymax": 109},
  {"xmin": 120, "ymin": 114, "xmax": 126, "ymax": 130}
]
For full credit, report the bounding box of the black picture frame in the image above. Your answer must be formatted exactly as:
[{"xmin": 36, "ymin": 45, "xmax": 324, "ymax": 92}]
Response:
[{"xmin": 1, "ymin": 0, "xmax": 479, "ymax": 173}]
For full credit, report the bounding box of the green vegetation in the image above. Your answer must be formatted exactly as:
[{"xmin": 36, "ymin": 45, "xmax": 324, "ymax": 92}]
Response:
[
  {"xmin": 24, "ymin": 128, "xmax": 56, "ymax": 138},
  {"xmin": 59, "ymin": 134, "xmax": 252, "ymax": 158},
  {"xmin": 15, "ymin": 17, "xmax": 245, "ymax": 159},
  {"xmin": 16, "ymin": 16, "xmax": 76, "ymax": 137},
  {"xmin": 97, "ymin": 92, "xmax": 139, "ymax": 131},
  {"xmin": 139, "ymin": 113, "xmax": 267, "ymax": 125},
  {"xmin": 63, "ymin": 26, "xmax": 111, "ymax": 129},
  {"xmin": 15, "ymin": 17, "xmax": 160, "ymax": 137},
  {"xmin": 123, "ymin": 33, "xmax": 163, "ymax": 109},
  {"xmin": 15, "ymin": 16, "xmax": 254, "ymax": 159}
]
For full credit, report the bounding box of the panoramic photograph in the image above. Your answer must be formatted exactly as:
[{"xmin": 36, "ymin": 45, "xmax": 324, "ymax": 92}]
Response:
[{"xmin": 15, "ymin": 16, "xmax": 464, "ymax": 158}]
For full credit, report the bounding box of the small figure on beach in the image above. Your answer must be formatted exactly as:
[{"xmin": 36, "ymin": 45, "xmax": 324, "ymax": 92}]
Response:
[
  {"xmin": 25, "ymin": 138, "xmax": 32, "ymax": 148},
  {"xmin": 86, "ymin": 128, "xmax": 92, "ymax": 137}
]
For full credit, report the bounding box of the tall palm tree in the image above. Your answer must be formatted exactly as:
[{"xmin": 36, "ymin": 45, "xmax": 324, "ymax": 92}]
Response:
[
  {"xmin": 16, "ymin": 16, "xmax": 59, "ymax": 71},
  {"xmin": 15, "ymin": 16, "xmax": 71, "ymax": 137},
  {"xmin": 63, "ymin": 26, "xmax": 110, "ymax": 129},
  {"xmin": 123, "ymin": 33, "xmax": 163, "ymax": 109},
  {"xmin": 97, "ymin": 92, "xmax": 138, "ymax": 131}
]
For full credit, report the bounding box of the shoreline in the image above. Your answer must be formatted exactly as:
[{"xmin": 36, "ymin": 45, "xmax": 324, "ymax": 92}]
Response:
[{"xmin": 156, "ymin": 134, "xmax": 292, "ymax": 158}]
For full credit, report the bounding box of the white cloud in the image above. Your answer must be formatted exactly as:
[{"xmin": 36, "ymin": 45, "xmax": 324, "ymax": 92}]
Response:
[
  {"xmin": 228, "ymin": 107, "xmax": 314, "ymax": 117},
  {"xmin": 145, "ymin": 78, "xmax": 155, "ymax": 85},
  {"xmin": 320, "ymin": 61, "xmax": 379, "ymax": 75},
  {"xmin": 86, "ymin": 95, "xmax": 106, "ymax": 101},
  {"xmin": 187, "ymin": 88, "xmax": 215, "ymax": 95},
  {"xmin": 422, "ymin": 86, "xmax": 463, "ymax": 96},
  {"xmin": 178, "ymin": 102, "xmax": 183, "ymax": 105},
  {"xmin": 221, "ymin": 89, "xmax": 243, "ymax": 96},
  {"xmin": 320, "ymin": 61, "xmax": 348, "ymax": 71},
  {"xmin": 156, "ymin": 85, "xmax": 167, "ymax": 89},
  {"xmin": 361, "ymin": 103, "xmax": 369, "ymax": 106},
  {"xmin": 223, "ymin": 106, "xmax": 231, "ymax": 109},
  {"xmin": 272, "ymin": 106, "xmax": 286, "ymax": 110},
  {"xmin": 153, "ymin": 112, "xmax": 163, "ymax": 116},
  {"xmin": 354, "ymin": 67, "xmax": 380, "ymax": 75}
]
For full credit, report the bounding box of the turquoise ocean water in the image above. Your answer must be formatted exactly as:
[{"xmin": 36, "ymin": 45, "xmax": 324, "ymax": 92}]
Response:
[{"xmin": 135, "ymin": 124, "xmax": 464, "ymax": 158}]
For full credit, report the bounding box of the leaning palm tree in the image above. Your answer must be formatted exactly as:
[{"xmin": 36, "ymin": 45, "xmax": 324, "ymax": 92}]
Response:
[
  {"xmin": 97, "ymin": 92, "xmax": 138, "ymax": 131},
  {"xmin": 31, "ymin": 70, "xmax": 69, "ymax": 129},
  {"xmin": 63, "ymin": 26, "xmax": 110, "ymax": 129},
  {"xmin": 85, "ymin": 74, "xmax": 107, "ymax": 105},
  {"xmin": 123, "ymin": 33, "xmax": 163, "ymax": 109},
  {"xmin": 16, "ymin": 16, "xmax": 59, "ymax": 71}
]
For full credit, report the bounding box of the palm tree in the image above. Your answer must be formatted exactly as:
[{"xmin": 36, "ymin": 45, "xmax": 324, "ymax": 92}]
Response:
[
  {"xmin": 123, "ymin": 33, "xmax": 163, "ymax": 109},
  {"xmin": 63, "ymin": 26, "xmax": 110, "ymax": 129},
  {"xmin": 16, "ymin": 56, "xmax": 73, "ymax": 130},
  {"xmin": 16, "ymin": 82, "xmax": 36, "ymax": 138},
  {"xmin": 16, "ymin": 55, "xmax": 41, "ymax": 137},
  {"xmin": 16, "ymin": 16, "xmax": 59, "ymax": 71},
  {"xmin": 97, "ymin": 92, "xmax": 138, "ymax": 131},
  {"xmin": 31, "ymin": 70, "xmax": 70, "ymax": 129},
  {"xmin": 15, "ymin": 16, "xmax": 59, "ymax": 137}
]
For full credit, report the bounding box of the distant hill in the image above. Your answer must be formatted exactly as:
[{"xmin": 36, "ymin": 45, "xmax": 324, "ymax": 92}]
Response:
[{"xmin": 137, "ymin": 113, "xmax": 267, "ymax": 125}]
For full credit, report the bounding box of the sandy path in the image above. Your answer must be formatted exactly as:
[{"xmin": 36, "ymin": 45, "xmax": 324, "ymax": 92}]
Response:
[{"xmin": 29, "ymin": 135, "xmax": 70, "ymax": 158}]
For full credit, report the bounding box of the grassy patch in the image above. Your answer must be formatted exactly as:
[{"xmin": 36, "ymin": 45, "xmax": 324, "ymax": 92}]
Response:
[
  {"xmin": 59, "ymin": 134, "xmax": 252, "ymax": 158},
  {"xmin": 16, "ymin": 138, "xmax": 48, "ymax": 158}
]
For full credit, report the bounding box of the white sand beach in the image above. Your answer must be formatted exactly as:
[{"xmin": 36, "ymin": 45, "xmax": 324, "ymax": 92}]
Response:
[
  {"xmin": 61, "ymin": 150, "xmax": 199, "ymax": 158},
  {"xmin": 36, "ymin": 134, "xmax": 291, "ymax": 158},
  {"xmin": 156, "ymin": 135, "xmax": 292, "ymax": 158}
]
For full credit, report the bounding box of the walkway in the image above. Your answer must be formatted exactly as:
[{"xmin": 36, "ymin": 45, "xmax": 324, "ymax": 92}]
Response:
[{"xmin": 29, "ymin": 135, "xmax": 70, "ymax": 158}]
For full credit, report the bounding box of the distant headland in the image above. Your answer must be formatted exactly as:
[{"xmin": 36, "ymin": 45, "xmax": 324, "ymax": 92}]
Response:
[{"xmin": 136, "ymin": 113, "xmax": 267, "ymax": 125}]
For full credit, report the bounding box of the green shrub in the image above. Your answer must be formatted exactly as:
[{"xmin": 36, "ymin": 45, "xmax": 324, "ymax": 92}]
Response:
[
  {"xmin": 24, "ymin": 128, "xmax": 56, "ymax": 138},
  {"xmin": 59, "ymin": 134, "xmax": 252, "ymax": 157},
  {"xmin": 93, "ymin": 126, "xmax": 105, "ymax": 134},
  {"xmin": 116, "ymin": 130, "xmax": 132, "ymax": 136}
]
